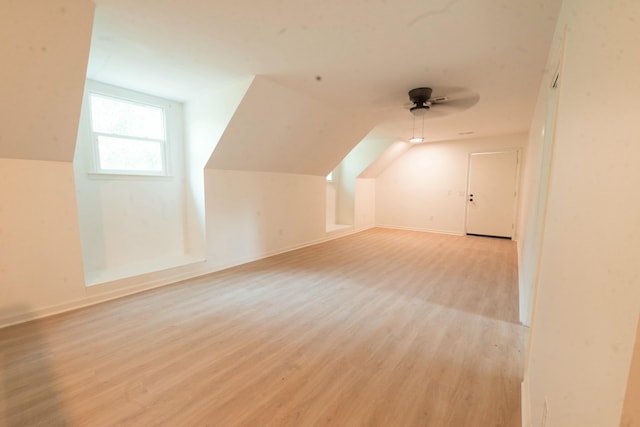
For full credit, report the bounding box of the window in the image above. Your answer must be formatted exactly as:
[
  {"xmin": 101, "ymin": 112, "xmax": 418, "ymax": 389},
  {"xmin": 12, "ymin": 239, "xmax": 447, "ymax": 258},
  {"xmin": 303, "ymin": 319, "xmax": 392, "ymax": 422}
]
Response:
[
  {"xmin": 326, "ymin": 171, "xmax": 334, "ymax": 182},
  {"xmin": 88, "ymin": 92, "xmax": 168, "ymax": 175}
]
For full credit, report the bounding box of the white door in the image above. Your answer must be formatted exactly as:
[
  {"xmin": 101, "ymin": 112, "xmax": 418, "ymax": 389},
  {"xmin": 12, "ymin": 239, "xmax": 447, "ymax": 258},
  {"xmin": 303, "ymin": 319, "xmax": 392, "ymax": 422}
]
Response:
[{"xmin": 466, "ymin": 151, "xmax": 519, "ymax": 238}]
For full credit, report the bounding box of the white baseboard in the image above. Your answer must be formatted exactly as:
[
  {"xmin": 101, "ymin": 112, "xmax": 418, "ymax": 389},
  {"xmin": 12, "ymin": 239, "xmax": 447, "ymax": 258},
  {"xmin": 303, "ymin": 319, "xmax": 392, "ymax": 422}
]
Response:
[
  {"xmin": 522, "ymin": 377, "xmax": 531, "ymax": 427},
  {"xmin": 206, "ymin": 225, "xmax": 373, "ymax": 273},
  {"xmin": 84, "ymin": 255, "xmax": 205, "ymax": 287},
  {"xmin": 326, "ymin": 223, "xmax": 353, "ymax": 233},
  {"xmin": 0, "ymin": 260, "xmax": 212, "ymax": 329},
  {"xmin": 0, "ymin": 226, "xmax": 375, "ymax": 329},
  {"xmin": 376, "ymin": 224, "xmax": 465, "ymax": 236}
]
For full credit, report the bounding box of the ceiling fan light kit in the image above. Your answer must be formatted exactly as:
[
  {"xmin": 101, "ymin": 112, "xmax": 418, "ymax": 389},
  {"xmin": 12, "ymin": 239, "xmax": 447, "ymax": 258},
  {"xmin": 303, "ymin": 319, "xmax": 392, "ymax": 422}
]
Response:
[
  {"xmin": 410, "ymin": 111, "xmax": 426, "ymax": 143},
  {"xmin": 406, "ymin": 86, "xmax": 459, "ymax": 143},
  {"xmin": 408, "ymin": 87, "xmax": 430, "ymax": 143}
]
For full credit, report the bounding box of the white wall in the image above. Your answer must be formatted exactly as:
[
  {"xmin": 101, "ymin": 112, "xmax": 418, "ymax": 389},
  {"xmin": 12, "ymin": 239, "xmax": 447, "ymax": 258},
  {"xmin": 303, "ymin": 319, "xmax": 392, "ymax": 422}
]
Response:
[
  {"xmin": 204, "ymin": 169, "xmax": 326, "ymax": 270},
  {"xmin": 184, "ymin": 78, "xmax": 254, "ymax": 257},
  {"xmin": 326, "ymin": 181, "xmax": 337, "ymax": 225},
  {"xmin": 0, "ymin": 160, "xmax": 87, "ymax": 321},
  {"xmin": 375, "ymin": 134, "xmax": 526, "ymax": 235},
  {"xmin": 73, "ymin": 81, "xmax": 188, "ymax": 284},
  {"xmin": 522, "ymin": 1, "xmax": 640, "ymax": 426},
  {"xmin": 0, "ymin": 0, "xmax": 93, "ymax": 326},
  {"xmin": 335, "ymin": 137, "xmax": 393, "ymax": 225},
  {"xmin": 516, "ymin": 23, "xmax": 565, "ymax": 327},
  {"xmin": 354, "ymin": 178, "xmax": 376, "ymax": 230}
]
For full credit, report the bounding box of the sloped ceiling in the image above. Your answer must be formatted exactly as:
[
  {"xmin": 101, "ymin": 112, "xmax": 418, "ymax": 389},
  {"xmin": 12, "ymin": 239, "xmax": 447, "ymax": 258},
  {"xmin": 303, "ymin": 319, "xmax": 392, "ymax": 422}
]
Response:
[
  {"xmin": 359, "ymin": 141, "xmax": 413, "ymax": 179},
  {"xmin": 87, "ymin": 0, "xmax": 562, "ymax": 145},
  {"xmin": 1, "ymin": 0, "xmax": 94, "ymax": 162},
  {"xmin": 207, "ymin": 76, "xmax": 375, "ymax": 175}
]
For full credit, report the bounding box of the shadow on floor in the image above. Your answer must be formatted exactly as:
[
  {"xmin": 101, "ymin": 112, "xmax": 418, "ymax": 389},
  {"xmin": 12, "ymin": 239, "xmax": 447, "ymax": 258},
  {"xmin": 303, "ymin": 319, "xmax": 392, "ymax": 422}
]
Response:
[{"xmin": 0, "ymin": 305, "xmax": 69, "ymax": 426}]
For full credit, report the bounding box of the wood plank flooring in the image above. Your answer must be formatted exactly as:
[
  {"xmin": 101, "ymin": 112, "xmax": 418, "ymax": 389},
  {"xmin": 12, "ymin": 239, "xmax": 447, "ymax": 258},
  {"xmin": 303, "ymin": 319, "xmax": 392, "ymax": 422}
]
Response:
[{"xmin": 0, "ymin": 228, "xmax": 527, "ymax": 426}]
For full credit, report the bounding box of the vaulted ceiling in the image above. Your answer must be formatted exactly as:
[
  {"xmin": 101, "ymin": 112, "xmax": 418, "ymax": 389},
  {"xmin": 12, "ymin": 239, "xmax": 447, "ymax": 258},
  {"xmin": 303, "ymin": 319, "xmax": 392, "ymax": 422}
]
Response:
[
  {"xmin": 87, "ymin": 0, "xmax": 562, "ymax": 149},
  {"xmin": 207, "ymin": 76, "xmax": 375, "ymax": 174}
]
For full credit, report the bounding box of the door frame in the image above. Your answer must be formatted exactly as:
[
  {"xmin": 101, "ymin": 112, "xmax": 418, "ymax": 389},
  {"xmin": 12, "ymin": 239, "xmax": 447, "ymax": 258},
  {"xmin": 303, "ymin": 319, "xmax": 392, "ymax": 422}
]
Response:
[{"xmin": 464, "ymin": 148, "xmax": 522, "ymax": 239}]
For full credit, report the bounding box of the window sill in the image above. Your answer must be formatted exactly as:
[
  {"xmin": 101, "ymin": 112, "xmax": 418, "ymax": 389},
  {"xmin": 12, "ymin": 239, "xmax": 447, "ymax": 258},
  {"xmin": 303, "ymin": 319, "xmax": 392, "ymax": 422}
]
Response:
[
  {"xmin": 84, "ymin": 254, "xmax": 205, "ymax": 287},
  {"xmin": 326, "ymin": 223, "xmax": 352, "ymax": 233},
  {"xmin": 87, "ymin": 172, "xmax": 174, "ymax": 181}
]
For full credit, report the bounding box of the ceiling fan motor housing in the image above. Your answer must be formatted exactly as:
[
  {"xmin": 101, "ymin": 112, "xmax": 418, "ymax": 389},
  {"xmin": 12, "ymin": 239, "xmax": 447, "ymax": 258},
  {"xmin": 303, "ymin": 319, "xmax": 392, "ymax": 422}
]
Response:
[{"xmin": 409, "ymin": 87, "xmax": 433, "ymax": 114}]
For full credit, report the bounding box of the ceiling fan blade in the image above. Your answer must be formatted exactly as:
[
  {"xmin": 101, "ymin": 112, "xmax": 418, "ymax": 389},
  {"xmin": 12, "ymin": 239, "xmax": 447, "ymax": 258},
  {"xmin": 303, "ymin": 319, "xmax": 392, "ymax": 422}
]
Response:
[
  {"xmin": 371, "ymin": 85, "xmax": 479, "ymax": 128},
  {"xmin": 432, "ymin": 95, "xmax": 480, "ymax": 112},
  {"xmin": 427, "ymin": 96, "xmax": 448, "ymax": 103}
]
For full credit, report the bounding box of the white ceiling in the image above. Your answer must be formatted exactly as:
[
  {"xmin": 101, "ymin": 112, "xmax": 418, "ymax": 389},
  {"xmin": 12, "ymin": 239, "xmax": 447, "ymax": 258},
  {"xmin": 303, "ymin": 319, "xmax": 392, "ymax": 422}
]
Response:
[{"xmin": 87, "ymin": 0, "xmax": 562, "ymax": 144}]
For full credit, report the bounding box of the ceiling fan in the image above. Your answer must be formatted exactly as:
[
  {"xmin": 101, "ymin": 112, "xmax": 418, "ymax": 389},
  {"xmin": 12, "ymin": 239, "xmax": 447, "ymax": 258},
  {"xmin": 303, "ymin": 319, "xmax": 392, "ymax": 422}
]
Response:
[
  {"xmin": 405, "ymin": 86, "xmax": 479, "ymax": 143},
  {"xmin": 371, "ymin": 85, "xmax": 479, "ymax": 117},
  {"xmin": 368, "ymin": 86, "xmax": 480, "ymax": 142},
  {"xmin": 408, "ymin": 87, "xmax": 454, "ymax": 116}
]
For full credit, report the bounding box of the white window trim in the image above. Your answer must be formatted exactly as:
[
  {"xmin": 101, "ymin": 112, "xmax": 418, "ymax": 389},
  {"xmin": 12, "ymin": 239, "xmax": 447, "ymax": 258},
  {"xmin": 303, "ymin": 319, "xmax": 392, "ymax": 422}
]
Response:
[{"xmin": 84, "ymin": 82, "xmax": 173, "ymax": 178}]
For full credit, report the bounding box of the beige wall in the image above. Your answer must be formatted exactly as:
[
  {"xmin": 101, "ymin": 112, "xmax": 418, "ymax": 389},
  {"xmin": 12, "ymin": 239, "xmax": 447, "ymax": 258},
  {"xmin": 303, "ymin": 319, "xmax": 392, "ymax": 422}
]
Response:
[
  {"xmin": 184, "ymin": 78, "xmax": 254, "ymax": 258},
  {"xmin": 334, "ymin": 137, "xmax": 392, "ymax": 225},
  {"xmin": 354, "ymin": 178, "xmax": 376, "ymax": 230},
  {"xmin": 0, "ymin": 160, "xmax": 87, "ymax": 322},
  {"xmin": 326, "ymin": 181, "xmax": 337, "ymax": 225},
  {"xmin": 0, "ymin": 0, "xmax": 94, "ymax": 325},
  {"xmin": 204, "ymin": 169, "xmax": 327, "ymax": 271},
  {"xmin": 516, "ymin": 24, "xmax": 565, "ymax": 327},
  {"xmin": 375, "ymin": 134, "xmax": 526, "ymax": 235},
  {"xmin": 522, "ymin": 0, "xmax": 640, "ymax": 425},
  {"xmin": 621, "ymin": 316, "xmax": 640, "ymax": 426}
]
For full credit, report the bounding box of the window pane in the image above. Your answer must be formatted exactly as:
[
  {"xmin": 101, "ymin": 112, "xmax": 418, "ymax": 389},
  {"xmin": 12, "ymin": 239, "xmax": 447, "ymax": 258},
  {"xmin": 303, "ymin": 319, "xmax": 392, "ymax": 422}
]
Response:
[
  {"xmin": 90, "ymin": 95, "xmax": 165, "ymax": 140},
  {"xmin": 97, "ymin": 136, "xmax": 163, "ymax": 172}
]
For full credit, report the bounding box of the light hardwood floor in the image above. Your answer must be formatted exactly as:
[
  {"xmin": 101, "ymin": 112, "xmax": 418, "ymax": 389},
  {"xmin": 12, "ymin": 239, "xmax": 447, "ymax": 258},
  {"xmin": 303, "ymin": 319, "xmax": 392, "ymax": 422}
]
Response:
[{"xmin": 0, "ymin": 228, "xmax": 526, "ymax": 426}]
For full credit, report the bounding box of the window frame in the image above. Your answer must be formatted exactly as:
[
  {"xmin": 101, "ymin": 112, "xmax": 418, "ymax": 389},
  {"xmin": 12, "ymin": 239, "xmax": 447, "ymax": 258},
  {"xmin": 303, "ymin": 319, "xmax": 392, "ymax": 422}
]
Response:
[{"xmin": 86, "ymin": 88, "xmax": 170, "ymax": 177}]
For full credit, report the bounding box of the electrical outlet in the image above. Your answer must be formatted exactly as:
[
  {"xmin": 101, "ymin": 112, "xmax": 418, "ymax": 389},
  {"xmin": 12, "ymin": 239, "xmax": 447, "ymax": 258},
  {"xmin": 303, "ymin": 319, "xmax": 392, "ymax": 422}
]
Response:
[{"xmin": 542, "ymin": 398, "xmax": 549, "ymax": 427}]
